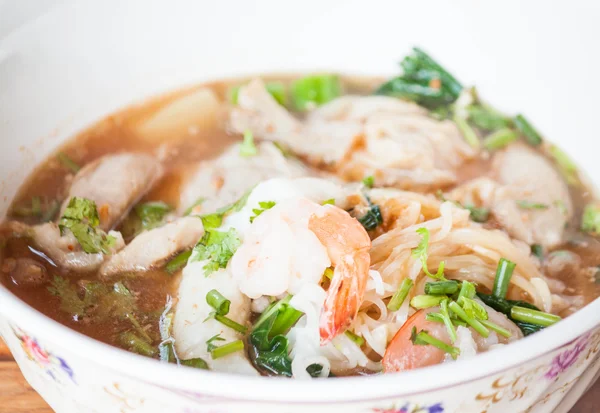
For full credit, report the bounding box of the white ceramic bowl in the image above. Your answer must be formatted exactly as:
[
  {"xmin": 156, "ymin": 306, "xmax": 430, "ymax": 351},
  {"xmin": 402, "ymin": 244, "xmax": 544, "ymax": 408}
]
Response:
[{"xmin": 1, "ymin": 1, "xmax": 599, "ymax": 412}]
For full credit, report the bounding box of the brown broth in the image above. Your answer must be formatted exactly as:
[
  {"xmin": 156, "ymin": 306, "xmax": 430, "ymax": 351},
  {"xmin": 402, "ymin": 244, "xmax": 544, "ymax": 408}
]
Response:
[{"xmin": 1, "ymin": 75, "xmax": 599, "ymax": 363}]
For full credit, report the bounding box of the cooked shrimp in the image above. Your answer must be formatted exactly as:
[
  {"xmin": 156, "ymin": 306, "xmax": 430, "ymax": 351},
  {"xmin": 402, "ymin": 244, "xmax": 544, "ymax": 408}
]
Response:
[
  {"xmin": 382, "ymin": 308, "xmax": 450, "ymax": 372},
  {"xmin": 309, "ymin": 204, "xmax": 371, "ymax": 344}
]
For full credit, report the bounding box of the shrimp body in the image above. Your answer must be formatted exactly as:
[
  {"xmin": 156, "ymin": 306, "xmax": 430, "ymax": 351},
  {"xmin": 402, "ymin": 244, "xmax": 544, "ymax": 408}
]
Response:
[{"xmin": 309, "ymin": 205, "xmax": 371, "ymax": 344}]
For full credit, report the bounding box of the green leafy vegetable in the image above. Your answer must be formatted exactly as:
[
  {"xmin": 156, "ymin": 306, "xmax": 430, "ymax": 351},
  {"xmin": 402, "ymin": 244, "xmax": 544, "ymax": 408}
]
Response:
[
  {"xmin": 457, "ymin": 296, "xmax": 488, "ymax": 321},
  {"xmin": 357, "ymin": 198, "xmax": 383, "ymax": 231},
  {"xmin": 513, "ymin": 114, "xmax": 542, "ymax": 146},
  {"xmin": 190, "ymin": 228, "xmax": 241, "ymax": 276},
  {"xmin": 291, "ymin": 74, "xmax": 342, "ymax": 111},
  {"xmin": 516, "ymin": 200, "xmax": 549, "ymax": 210},
  {"xmin": 134, "ymin": 201, "xmax": 171, "ymax": 231},
  {"xmin": 165, "ymin": 250, "xmax": 192, "ymax": 274},
  {"xmin": 57, "ymin": 152, "xmax": 81, "ymax": 173},
  {"xmin": 412, "ymin": 227, "xmax": 445, "ymax": 280},
  {"xmin": 59, "ymin": 197, "xmax": 115, "ymax": 254},
  {"xmin": 492, "ymin": 258, "xmax": 516, "ymax": 299},
  {"xmin": 448, "ymin": 301, "xmax": 489, "ymax": 338},
  {"xmin": 250, "ymin": 201, "xmax": 276, "ymax": 223},
  {"xmin": 119, "ymin": 332, "xmax": 157, "ymax": 357},
  {"xmin": 387, "ymin": 278, "xmax": 413, "ymax": 311},
  {"xmin": 362, "ymin": 175, "xmax": 375, "ymax": 188},
  {"xmin": 477, "ymin": 292, "xmax": 544, "ymax": 336},
  {"xmin": 581, "ymin": 204, "xmax": 600, "ymax": 234},
  {"xmin": 410, "ymin": 327, "xmax": 459, "ymax": 359},
  {"xmin": 464, "ymin": 204, "xmax": 490, "ymax": 223},
  {"xmin": 48, "ymin": 276, "xmax": 89, "ymax": 316},
  {"xmin": 249, "ymin": 295, "xmax": 303, "ymax": 377},
  {"xmin": 240, "ymin": 130, "xmax": 258, "ymax": 157}
]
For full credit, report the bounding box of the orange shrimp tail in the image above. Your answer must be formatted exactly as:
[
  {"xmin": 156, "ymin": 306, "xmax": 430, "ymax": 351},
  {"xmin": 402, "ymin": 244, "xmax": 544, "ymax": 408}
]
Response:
[{"xmin": 319, "ymin": 254, "xmax": 369, "ymax": 344}]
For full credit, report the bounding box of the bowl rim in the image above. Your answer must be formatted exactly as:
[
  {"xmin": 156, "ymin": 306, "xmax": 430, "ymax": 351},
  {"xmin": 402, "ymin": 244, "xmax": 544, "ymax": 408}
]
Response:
[{"xmin": 1, "ymin": 282, "xmax": 598, "ymax": 403}]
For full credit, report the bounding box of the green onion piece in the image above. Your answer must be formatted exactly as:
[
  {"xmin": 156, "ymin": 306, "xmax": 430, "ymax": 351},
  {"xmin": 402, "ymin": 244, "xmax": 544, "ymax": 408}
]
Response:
[
  {"xmin": 514, "ymin": 114, "xmax": 542, "ymax": 146},
  {"xmin": 482, "ymin": 128, "xmax": 518, "ymax": 151},
  {"xmin": 165, "ymin": 250, "xmax": 192, "ymax": 274},
  {"xmin": 214, "ymin": 314, "xmax": 248, "ymax": 334},
  {"xmin": 510, "ymin": 306, "xmax": 561, "ymax": 327},
  {"xmin": 492, "ymin": 258, "xmax": 516, "ymax": 299},
  {"xmin": 181, "ymin": 358, "xmax": 209, "ymax": 370},
  {"xmin": 344, "ymin": 330, "xmax": 365, "ymax": 347},
  {"xmin": 410, "ymin": 294, "xmax": 446, "ymax": 309},
  {"xmin": 448, "ymin": 301, "xmax": 489, "ymax": 338},
  {"xmin": 548, "ymin": 144, "xmax": 578, "ymax": 185},
  {"xmin": 426, "ymin": 312, "xmax": 468, "ymax": 327},
  {"xmin": 321, "ymin": 199, "xmax": 335, "ymax": 206},
  {"xmin": 206, "ymin": 289, "xmax": 231, "ymax": 316},
  {"xmin": 387, "ymin": 278, "xmax": 414, "ymax": 311},
  {"xmin": 453, "ymin": 114, "xmax": 480, "ymax": 148},
  {"xmin": 240, "ymin": 130, "xmax": 258, "ymax": 157},
  {"xmin": 480, "ymin": 319, "xmax": 512, "ymax": 338},
  {"xmin": 424, "ymin": 280, "xmax": 460, "ymax": 296},
  {"xmin": 439, "ymin": 299, "xmax": 457, "ymax": 343},
  {"xmin": 210, "ymin": 340, "xmax": 244, "ymax": 359},
  {"xmin": 119, "ymin": 332, "xmax": 157, "ymax": 357},
  {"xmin": 516, "ymin": 200, "xmax": 549, "ymax": 210},
  {"xmin": 464, "ymin": 204, "xmax": 489, "ymax": 223},
  {"xmin": 362, "ymin": 175, "xmax": 375, "ymax": 188},
  {"xmin": 57, "ymin": 152, "xmax": 81, "ymax": 173},
  {"xmin": 291, "ymin": 74, "xmax": 341, "ymax": 111},
  {"xmin": 531, "ymin": 244, "xmax": 544, "ymax": 260},
  {"xmin": 457, "ymin": 280, "xmax": 476, "ymax": 301},
  {"xmin": 581, "ymin": 204, "xmax": 600, "ymax": 234},
  {"xmin": 269, "ymin": 304, "xmax": 304, "ymax": 337},
  {"xmin": 410, "ymin": 327, "xmax": 460, "ymax": 360}
]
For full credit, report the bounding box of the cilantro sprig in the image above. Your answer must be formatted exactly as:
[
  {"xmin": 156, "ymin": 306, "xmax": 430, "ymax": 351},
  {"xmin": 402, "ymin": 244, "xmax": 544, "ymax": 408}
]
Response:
[{"xmin": 59, "ymin": 197, "xmax": 115, "ymax": 254}]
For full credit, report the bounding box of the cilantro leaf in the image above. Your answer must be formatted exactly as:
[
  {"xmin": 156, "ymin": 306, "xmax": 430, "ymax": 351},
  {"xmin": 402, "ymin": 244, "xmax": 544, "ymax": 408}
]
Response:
[
  {"xmin": 59, "ymin": 197, "xmax": 115, "ymax": 254},
  {"xmin": 190, "ymin": 228, "xmax": 241, "ymax": 276},
  {"xmin": 362, "ymin": 175, "xmax": 375, "ymax": 188},
  {"xmin": 412, "ymin": 228, "xmax": 446, "ymax": 280},
  {"xmin": 240, "ymin": 130, "xmax": 258, "ymax": 157},
  {"xmin": 135, "ymin": 201, "xmax": 171, "ymax": 230},
  {"xmin": 458, "ymin": 296, "xmax": 488, "ymax": 320},
  {"xmin": 250, "ymin": 201, "xmax": 276, "ymax": 223},
  {"xmin": 48, "ymin": 275, "xmax": 88, "ymax": 316}
]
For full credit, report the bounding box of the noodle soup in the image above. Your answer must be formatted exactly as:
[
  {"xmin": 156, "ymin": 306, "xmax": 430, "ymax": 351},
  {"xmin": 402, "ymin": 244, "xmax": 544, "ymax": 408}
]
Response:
[{"xmin": 2, "ymin": 49, "xmax": 599, "ymax": 378}]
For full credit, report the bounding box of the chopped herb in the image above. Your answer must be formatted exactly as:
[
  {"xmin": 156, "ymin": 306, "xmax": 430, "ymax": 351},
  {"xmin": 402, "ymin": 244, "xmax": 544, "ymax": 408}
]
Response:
[
  {"xmin": 322, "ymin": 267, "xmax": 334, "ymax": 280},
  {"xmin": 464, "ymin": 204, "xmax": 489, "ymax": 223},
  {"xmin": 206, "ymin": 334, "xmax": 226, "ymax": 352},
  {"xmin": 492, "ymin": 258, "xmax": 516, "ymax": 299},
  {"xmin": 357, "ymin": 199, "xmax": 383, "ymax": 231},
  {"xmin": 513, "ymin": 114, "xmax": 542, "ymax": 146},
  {"xmin": 321, "ymin": 198, "xmax": 335, "ymax": 206},
  {"xmin": 424, "ymin": 280, "xmax": 459, "ymax": 296},
  {"xmin": 181, "ymin": 358, "xmax": 209, "ymax": 370},
  {"xmin": 183, "ymin": 197, "xmax": 205, "ymax": 216},
  {"xmin": 516, "ymin": 200, "xmax": 549, "ymax": 210},
  {"xmin": 165, "ymin": 250, "xmax": 192, "ymax": 274},
  {"xmin": 510, "ymin": 306, "xmax": 561, "ymax": 327},
  {"xmin": 439, "ymin": 298, "xmax": 457, "ymax": 343},
  {"xmin": 362, "ymin": 175, "xmax": 375, "ymax": 188},
  {"xmin": 213, "ymin": 314, "xmax": 248, "ymax": 334},
  {"xmin": 119, "ymin": 332, "xmax": 157, "ymax": 357},
  {"xmin": 480, "ymin": 319, "xmax": 512, "ymax": 338},
  {"xmin": 199, "ymin": 212, "xmax": 224, "ymax": 230},
  {"xmin": 412, "ymin": 227, "xmax": 446, "ymax": 280},
  {"xmin": 448, "ymin": 301, "xmax": 489, "ymax": 338},
  {"xmin": 48, "ymin": 275, "xmax": 88, "ymax": 316},
  {"xmin": 477, "ymin": 293, "xmax": 543, "ymax": 336},
  {"xmin": 410, "ymin": 327, "xmax": 459, "ymax": 359},
  {"xmin": 344, "ymin": 330, "xmax": 365, "ymax": 347},
  {"xmin": 426, "ymin": 312, "xmax": 467, "ymax": 328},
  {"xmin": 230, "ymin": 81, "xmax": 287, "ymax": 106},
  {"xmin": 250, "ymin": 201, "xmax": 276, "ymax": 223},
  {"xmin": 206, "ymin": 289, "xmax": 231, "ymax": 316},
  {"xmin": 211, "ymin": 340, "xmax": 244, "ymax": 359},
  {"xmin": 531, "ymin": 244, "xmax": 544, "ymax": 260},
  {"xmin": 581, "ymin": 204, "xmax": 600, "ymax": 234},
  {"xmin": 457, "ymin": 280, "xmax": 476, "ymax": 302},
  {"xmin": 240, "ymin": 130, "xmax": 258, "ymax": 157},
  {"xmin": 190, "ymin": 228, "xmax": 241, "ymax": 276},
  {"xmin": 457, "ymin": 296, "xmax": 488, "ymax": 321},
  {"xmin": 291, "ymin": 74, "xmax": 342, "ymax": 111},
  {"xmin": 135, "ymin": 201, "xmax": 171, "ymax": 231},
  {"xmin": 57, "ymin": 152, "xmax": 81, "ymax": 173},
  {"xmin": 387, "ymin": 278, "xmax": 413, "ymax": 311},
  {"xmin": 467, "ymin": 105, "xmax": 510, "ymax": 131},
  {"xmin": 410, "ymin": 294, "xmax": 446, "ymax": 309},
  {"xmin": 453, "ymin": 114, "xmax": 480, "ymax": 148},
  {"xmin": 58, "ymin": 197, "xmax": 115, "ymax": 254},
  {"xmin": 482, "ymin": 128, "xmax": 518, "ymax": 151},
  {"xmin": 548, "ymin": 144, "xmax": 578, "ymax": 185}
]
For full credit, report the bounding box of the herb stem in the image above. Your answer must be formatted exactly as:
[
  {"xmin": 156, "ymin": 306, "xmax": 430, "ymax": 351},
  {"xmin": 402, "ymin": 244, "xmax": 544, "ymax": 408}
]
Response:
[
  {"xmin": 211, "ymin": 340, "xmax": 244, "ymax": 359},
  {"xmin": 424, "ymin": 280, "xmax": 460, "ymax": 296},
  {"xmin": 387, "ymin": 278, "xmax": 413, "ymax": 311},
  {"xmin": 510, "ymin": 306, "xmax": 561, "ymax": 327},
  {"xmin": 492, "ymin": 258, "xmax": 516, "ymax": 299},
  {"xmin": 410, "ymin": 294, "xmax": 446, "ymax": 309},
  {"xmin": 214, "ymin": 314, "xmax": 248, "ymax": 334},
  {"xmin": 206, "ymin": 290, "xmax": 231, "ymax": 316},
  {"xmin": 448, "ymin": 301, "xmax": 490, "ymax": 338}
]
